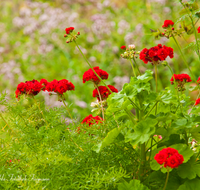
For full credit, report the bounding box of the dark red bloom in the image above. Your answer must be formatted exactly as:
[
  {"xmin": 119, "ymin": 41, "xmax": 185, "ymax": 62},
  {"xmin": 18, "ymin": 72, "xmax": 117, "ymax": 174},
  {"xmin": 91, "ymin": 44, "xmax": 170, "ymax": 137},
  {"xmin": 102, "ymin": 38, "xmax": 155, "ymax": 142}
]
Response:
[
  {"xmin": 40, "ymin": 79, "xmax": 49, "ymax": 91},
  {"xmin": 82, "ymin": 66, "xmax": 109, "ymax": 84},
  {"xmin": 195, "ymin": 98, "xmax": 200, "ymax": 106},
  {"xmin": 15, "ymin": 79, "xmax": 42, "ymax": 99},
  {"xmin": 170, "ymin": 74, "xmax": 192, "ymax": 84},
  {"xmin": 162, "ymin": 20, "xmax": 174, "ymax": 28},
  {"xmin": 93, "ymin": 85, "xmax": 118, "ymax": 101},
  {"xmin": 154, "ymin": 147, "xmax": 184, "ymax": 169},
  {"xmin": 197, "ymin": 77, "xmax": 200, "ymax": 84},
  {"xmin": 65, "ymin": 27, "xmax": 74, "ymax": 34},
  {"xmin": 139, "ymin": 44, "xmax": 174, "ymax": 64},
  {"xmin": 81, "ymin": 114, "xmax": 103, "ymax": 126},
  {"xmin": 46, "ymin": 79, "xmax": 75, "ymax": 95},
  {"xmin": 198, "ymin": 26, "xmax": 200, "ymax": 33},
  {"xmin": 121, "ymin": 46, "xmax": 126, "ymax": 50}
]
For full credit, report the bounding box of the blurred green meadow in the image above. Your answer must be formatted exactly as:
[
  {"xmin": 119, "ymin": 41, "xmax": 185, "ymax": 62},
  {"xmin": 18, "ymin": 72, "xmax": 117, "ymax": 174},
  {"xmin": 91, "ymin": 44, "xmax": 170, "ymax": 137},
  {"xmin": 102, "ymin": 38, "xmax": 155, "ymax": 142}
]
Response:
[{"xmin": 1, "ymin": 0, "xmax": 198, "ymax": 119}]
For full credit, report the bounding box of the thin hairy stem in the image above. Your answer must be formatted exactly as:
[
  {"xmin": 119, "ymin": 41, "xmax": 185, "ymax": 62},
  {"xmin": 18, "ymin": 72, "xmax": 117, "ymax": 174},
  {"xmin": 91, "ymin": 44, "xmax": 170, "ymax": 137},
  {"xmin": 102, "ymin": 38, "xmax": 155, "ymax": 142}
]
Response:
[
  {"xmin": 94, "ymin": 84, "xmax": 105, "ymax": 122},
  {"xmin": 73, "ymin": 40, "xmax": 112, "ymax": 93},
  {"xmin": 129, "ymin": 59, "xmax": 136, "ymax": 77},
  {"xmin": 133, "ymin": 57, "xmax": 141, "ymax": 75},
  {"xmin": 163, "ymin": 169, "xmax": 170, "ymax": 190},
  {"xmin": 61, "ymin": 97, "xmax": 75, "ymax": 126}
]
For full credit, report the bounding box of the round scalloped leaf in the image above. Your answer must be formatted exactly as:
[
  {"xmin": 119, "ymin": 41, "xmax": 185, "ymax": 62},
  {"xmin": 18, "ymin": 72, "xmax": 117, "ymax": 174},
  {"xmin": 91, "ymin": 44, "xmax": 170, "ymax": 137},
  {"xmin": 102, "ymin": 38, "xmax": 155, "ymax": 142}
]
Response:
[{"xmin": 118, "ymin": 179, "xmax": 150, "ymax": 190}]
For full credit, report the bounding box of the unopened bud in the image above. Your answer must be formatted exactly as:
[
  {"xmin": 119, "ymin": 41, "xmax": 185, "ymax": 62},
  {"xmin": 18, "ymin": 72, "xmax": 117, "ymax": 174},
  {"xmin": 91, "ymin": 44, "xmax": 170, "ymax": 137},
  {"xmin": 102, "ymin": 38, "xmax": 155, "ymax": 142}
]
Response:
[
  {"xmin": 128, "ymin": 44, "xmax": 135, "ymax": 50},
  {"xmin": 162, "ymin": 61, "xmax": 168, "ymax": 67},
  {"xmin": 64, "ymin": 34, "xmax": 67, "ymax": 38},
  {"xmin": 66, "ymin": 41, "xmax": 70, "ymax": 43},
  {"xmin": 77, "ymin": 32, "xmax": 80, "ymax": 35},
  {"xmin": 172, "ymin": 27, "xmax": 174, "ymax": 30},
  {"xmin": 162, "ymin": 33, "xmax": 165, "ymax": 35}
]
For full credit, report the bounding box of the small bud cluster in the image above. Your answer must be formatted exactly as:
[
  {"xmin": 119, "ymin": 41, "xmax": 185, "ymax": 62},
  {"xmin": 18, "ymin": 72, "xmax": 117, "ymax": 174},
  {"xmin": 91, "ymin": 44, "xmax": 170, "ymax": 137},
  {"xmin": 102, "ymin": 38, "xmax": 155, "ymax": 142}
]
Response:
[
  {"xmin": 64, "ymin": 27, "xmax": 80, "ymax": 43},
  {"xmin": 160, "ymin": 20, "xmax": 182, "ymax": 39},
  {"xmin": 120, "ymin": 45, "xmax": 138, "ymax": 59}
]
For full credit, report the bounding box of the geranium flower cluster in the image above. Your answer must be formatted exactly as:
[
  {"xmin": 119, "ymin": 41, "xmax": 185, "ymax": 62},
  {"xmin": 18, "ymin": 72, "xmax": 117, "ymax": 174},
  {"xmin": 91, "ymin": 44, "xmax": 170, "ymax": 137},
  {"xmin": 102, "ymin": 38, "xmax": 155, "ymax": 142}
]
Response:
[
  {"xmin": 15, "ymin": 79, "xmax": 75, "ymax": 99},
  {"xmin": 120, "ymin": 44, "xmax": 137, "ymax": 59},
  {"xmin": 82, "ymin": 66, "xmax": 109, "ymax": 85},
  {"xmin": 198, "ymin": 26, "xmax": 200, "ymax": 33},
  {"xmin": 162, "ymin": 20, "xmax": 174, "ymax": 28},
  {"xmin": 81, "ymin": 114, "xmax": 103, "ymax": 126},
  {"xmin": 15, "ymin": 79, "xmax": 42, "ymax": 99},
  {"xmin": 170, "ymin": 73, "xmax": 192, "ymax": 91},
  {"xmin": 93, "ymin": 85, "xmax": 118, "ymax": 101},
  {"xmin": 139, "ymin": 44, "xmax": 174, "ymax": 64},
  {"xmin": 154, "ymin": 147, "xmax": 184, "ymax": 169},
  {"xmin": 64, "ymin": 27, "xmax": 80, "ymax": 43},
  {"xmin": 195, "ymin": 98, "xmax": 200, "ymax": 106}
]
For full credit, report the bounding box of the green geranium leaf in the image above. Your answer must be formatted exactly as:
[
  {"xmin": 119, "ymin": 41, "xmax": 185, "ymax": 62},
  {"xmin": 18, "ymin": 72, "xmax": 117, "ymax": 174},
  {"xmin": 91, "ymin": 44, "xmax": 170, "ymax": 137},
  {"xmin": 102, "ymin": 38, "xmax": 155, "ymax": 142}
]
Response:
[
  {"xmin": 118, "ymin": 179, "xmax": 150, "ymax": 190},
  {"xmin": 177, "ymin": 156, "xmax": 200, "ymax": 180},
  {"xmin": 93, "ymin": 127, "xmax": 122, "ymax": 153},
  {"xmin": 125, "ymin": 118, "xmax": 157, "ymax": 145},
  {"xmin": 178, "ymin": 178, "xmax": 200, "ymax": 190},
  {"xmin": 136, "ymin": 70, "xmax": 153, "ymax": 82}
]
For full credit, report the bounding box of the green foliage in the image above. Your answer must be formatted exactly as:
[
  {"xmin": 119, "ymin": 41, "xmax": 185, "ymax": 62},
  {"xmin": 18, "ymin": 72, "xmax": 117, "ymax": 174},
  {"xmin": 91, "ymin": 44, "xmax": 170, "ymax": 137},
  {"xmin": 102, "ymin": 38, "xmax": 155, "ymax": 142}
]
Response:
[{"xmin": 118, "ymin": 179, "xmax": 150, "ymax": 190}]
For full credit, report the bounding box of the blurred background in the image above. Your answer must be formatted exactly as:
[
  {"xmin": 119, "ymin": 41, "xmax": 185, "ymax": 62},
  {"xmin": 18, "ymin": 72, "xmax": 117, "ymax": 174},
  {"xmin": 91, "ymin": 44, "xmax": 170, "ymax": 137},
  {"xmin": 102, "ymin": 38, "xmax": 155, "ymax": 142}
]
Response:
[{"xmin": 0, "ymin": 0, "xmax": 199, "ymax": 120}]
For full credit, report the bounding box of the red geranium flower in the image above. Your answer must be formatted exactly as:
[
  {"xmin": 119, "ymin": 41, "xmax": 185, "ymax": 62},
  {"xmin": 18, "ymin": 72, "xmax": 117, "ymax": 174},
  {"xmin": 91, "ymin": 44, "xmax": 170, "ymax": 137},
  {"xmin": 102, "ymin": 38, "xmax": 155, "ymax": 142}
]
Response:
[
  {"xmin": 162, "ymin": 20, "xmax": 174, "ymax": 28},
  {"xmin": 197, "ymin": 26, "xmax": 200, "ymax": 33},
  {"xmin": 195, "ymin": 98, "xmax": 200, "ymax": 106},
  {"xmin": 121, "ymin": 46, "xmax": 126, "ymax": 50},
  {"xmin": 40, "ymin": 79, "xmax": 49, "ymax": 91},
  {"xmin": 15, "ymin": 79, "xmax": 42, "ymax": 99},
  {"xmin": 46, "ymin": 79, "xmax": 75, "ymax": 95},
  {"xmin": 81, "ymin": 114, "xmax": 103, "ymax": 126},
  {"xmin": 170, "ymin": 74, "xmax": 192, "ymax": 84},
  {"xmin": 65, "ymin": 27, "xmax": 74, "ymax": 34},
  {"xmin": 197, "ymin": 77, "xmax": 200, "ymax": 84},
  {"xmin": 139, "ymin": 44, "xmax": 174, "ymax": 64},
  {"xmin": 82, "ymin": 66, "xmax": 109, "ymax": 84},
  {"xmin": 154, "ymin": 147, "xmax": 184, "ymax": 169},
  {"xmin": 93, "ymin": 85, "xmax": 118, "ymax": 101}
]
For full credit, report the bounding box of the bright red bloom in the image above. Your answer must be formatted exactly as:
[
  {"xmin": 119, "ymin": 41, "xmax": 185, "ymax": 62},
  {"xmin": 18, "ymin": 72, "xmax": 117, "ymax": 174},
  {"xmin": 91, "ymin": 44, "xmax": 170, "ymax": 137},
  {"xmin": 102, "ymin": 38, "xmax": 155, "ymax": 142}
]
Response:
[
  {"xmin": 15, "ymin": 79, "xmax": 42, "ymax": 99},
  {"xmin": 65, "ymin": 27, "xmax": 74, "ymax": 34},
  {"xmin": 121, "ymin": 46, "xmax": 126, "ymax": 50},
  {"xmin": 40, "ymin": 79, "xmax": 49, "ymax": 91},
  {"xmin": 197, "ymin": 77, "xmax": 200, "ymax": 84},
  {"xmin": 162, "ymin": 20, "xmax": 174, "ymax": 28},
  {"xmin": 197, "ymin": 26, "xmax": 200, "ymax": 33},
  {"xmin": 139, "ymin": 44, "xmax": 174, "ymax": 64},
  {"xmin": 195, "ymin": 98, "xmax": 200, "ymax": 105},
  {"xmin": 93, "ymin": 85, "xmax": 118, "ymax": 101},
  {"xmin": 82, "ymin": 66, "xmax": 109, "ymax": 84},
  {"xmin": 170, "ymin": 74, "xmax": 192, "ymax": 84},
  {"xmin": 46, "ymin": 79, "xmax": 75, "ymax": 95},
  {"xmin": 154, "ymin": 147, "xmax": 184, "ymax": 169},
  {"xmin": 81, "ymin": 114, "xmax": 103, "ymax": 126}
]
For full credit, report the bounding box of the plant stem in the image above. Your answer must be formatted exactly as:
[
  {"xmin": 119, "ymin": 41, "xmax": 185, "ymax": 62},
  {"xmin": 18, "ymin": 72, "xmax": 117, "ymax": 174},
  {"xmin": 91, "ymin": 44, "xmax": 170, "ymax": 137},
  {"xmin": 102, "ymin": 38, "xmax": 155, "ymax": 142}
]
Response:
[
  {"xmin": 61, "ymin": 97, "xmax": 75, "ymax": 126},
  {"xmin": 163, "ymin": 169, "xmax": 170, "ymax": 190},
  {"xmin": 167, "ymin": 65, "xmax": 182, "ymax": 111},
  {"xmin": 144, "ymin": 101, "xmax": 158, "ymax": 119},
  {"xmin": 94, "ymin": 84, "xmax": 105, "ymax": 122},
  {"xmin": 128, "ymin": 97, "xmax": 141, "ymax": 111},
  {"xmin": 181, "ymin": 3, "xmax": 200, "ymax": 62},
  {"xmin": 129, "ymin": 59, "xmax": 136, "ymax": 77},
  {"xmin": 172, "ymin": 35, "xmax": 198, "ymax": 86},
  {"xmin": 73, "ymin": 40, "xmax": 112, "ymax": 93},
  {"xmin": 133, "ymin": 57, "xmax": 141, "ymax": 75},
  {"xmin": 33, "ymin": 99, "xmax": 49, "ymax": 127},
  {"xmin": 154, "ymin": 64, "xmax": 158, "ymax": 92}
]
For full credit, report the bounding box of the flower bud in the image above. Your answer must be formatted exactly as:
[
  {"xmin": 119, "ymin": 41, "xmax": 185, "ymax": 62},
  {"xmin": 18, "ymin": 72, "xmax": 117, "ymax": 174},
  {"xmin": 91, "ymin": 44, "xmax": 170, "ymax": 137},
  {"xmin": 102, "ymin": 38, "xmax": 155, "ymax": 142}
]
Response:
[
  {"xmin": 64, "ymin": 34, "xmax": 67, "ymax": 38},
  {"xmin": 162, "ymin": 61, "xmax": 168, "ymax": 66},
  {"xmin": 77, "ymin": 32, "xmax": 80, "ymax": 35},
  {"xmin": 128, "ymin": 44, "xmax": 135, "ymax": 50},
  {"xmin": 66, "ymin": 41, "xmax": 70, "ymax": 43},
  {"xmin": 172, "ymin": 27, "xmax": 174, "ymax": 30}
]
